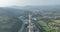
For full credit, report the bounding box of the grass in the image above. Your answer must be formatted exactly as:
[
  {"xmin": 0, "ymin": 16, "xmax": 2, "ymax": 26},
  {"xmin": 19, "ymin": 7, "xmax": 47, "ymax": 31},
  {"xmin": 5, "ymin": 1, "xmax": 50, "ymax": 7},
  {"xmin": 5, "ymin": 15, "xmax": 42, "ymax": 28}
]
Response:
[
  {"xmin": 33, "ymin": 19, "xmax": 60, "ymax": 32},
  {"xmin": 38, "ymin": 21, "xmax": 55, "ymax": 32},
  {"xmin": 54, "ymin": 20, "xmax": 60, "ymax": 23}
]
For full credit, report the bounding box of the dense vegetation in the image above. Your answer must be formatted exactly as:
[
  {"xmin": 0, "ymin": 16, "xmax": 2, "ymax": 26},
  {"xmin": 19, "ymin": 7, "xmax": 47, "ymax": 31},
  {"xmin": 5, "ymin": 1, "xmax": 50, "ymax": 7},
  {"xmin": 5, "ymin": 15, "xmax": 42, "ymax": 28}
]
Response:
[
  {"xmin": 0, "ymin": 8, "xmax": 23, "ymax": 32},
  {"xmin": 0, "ymin": 15, "xmax": 22, "ymax": 32}
]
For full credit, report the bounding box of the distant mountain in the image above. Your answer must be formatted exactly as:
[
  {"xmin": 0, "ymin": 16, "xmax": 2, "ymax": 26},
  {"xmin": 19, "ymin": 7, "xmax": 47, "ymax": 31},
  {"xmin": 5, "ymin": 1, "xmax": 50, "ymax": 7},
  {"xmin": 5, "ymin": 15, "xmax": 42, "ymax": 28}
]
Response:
[
  {"xmin": 0, "ymin": 7, "xmax": 26, "ymax": 17},
  {"xmin": 0, "ymin": 5, "xmax": 60, "ymax": 17},
  {"xmin": 8, "ymin": 5, "xmax": 60, "ymax": 11}
]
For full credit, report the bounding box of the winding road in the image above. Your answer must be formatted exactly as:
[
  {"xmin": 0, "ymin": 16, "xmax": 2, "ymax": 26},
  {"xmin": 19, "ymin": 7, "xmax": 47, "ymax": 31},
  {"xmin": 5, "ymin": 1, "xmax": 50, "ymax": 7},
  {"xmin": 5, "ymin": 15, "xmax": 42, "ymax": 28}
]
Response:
[{"xmin": 18, "ymin": 16, "xmax": 25, "ymax": 32}]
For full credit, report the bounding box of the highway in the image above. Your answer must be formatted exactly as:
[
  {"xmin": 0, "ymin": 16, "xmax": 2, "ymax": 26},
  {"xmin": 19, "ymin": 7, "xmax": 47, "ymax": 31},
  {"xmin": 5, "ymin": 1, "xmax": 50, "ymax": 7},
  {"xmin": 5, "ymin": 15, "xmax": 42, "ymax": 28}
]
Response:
[
  {"xmin": 18, "ymin": 14, "xmax": 40, "ymax": 32},
  {"xmin": 27, "ymin": 14, "xmax": 40, "ymax": 32},
  {"xmin": 27, "ymin": 14, "xmax": 33, "ymax": 32}
]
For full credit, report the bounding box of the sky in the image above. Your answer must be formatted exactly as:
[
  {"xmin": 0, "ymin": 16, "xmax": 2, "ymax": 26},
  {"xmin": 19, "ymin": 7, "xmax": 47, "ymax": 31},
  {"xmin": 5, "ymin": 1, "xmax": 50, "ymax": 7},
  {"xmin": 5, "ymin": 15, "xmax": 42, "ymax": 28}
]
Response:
[{"xmin": 0, "ymin": 0, "xmax": 60, "ymax": 7}]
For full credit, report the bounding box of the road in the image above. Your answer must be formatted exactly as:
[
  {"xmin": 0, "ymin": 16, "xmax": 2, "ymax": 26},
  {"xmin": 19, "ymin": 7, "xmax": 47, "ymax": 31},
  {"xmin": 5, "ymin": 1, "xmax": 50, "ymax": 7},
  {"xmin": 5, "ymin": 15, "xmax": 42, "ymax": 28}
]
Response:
[
  {"xmin": 18, "ymin": 16, "xmax": 25, "ymax": 32},
  {"xmin": 27, "ymin": 14, "xmax": 40, "ymax": 32},
  {"xmin": 18, "ymin": 15, "xmax": 41, "ymax": 32}
]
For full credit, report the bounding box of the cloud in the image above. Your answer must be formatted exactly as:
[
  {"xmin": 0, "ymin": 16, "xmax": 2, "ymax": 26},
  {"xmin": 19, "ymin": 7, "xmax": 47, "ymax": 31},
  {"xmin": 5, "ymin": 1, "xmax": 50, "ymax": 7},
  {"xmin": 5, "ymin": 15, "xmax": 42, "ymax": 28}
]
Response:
[{"xmin": 0, "ymin": 0, "xmax": 60, "ymax": 7}]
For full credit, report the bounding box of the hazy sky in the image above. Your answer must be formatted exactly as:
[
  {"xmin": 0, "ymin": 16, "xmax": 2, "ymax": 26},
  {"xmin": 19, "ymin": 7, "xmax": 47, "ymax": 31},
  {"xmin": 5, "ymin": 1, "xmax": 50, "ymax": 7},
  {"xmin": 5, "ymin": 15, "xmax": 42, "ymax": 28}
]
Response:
[{"xmin": 0, "ymin": 0, "xmax": 60, "ymax": 7}]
